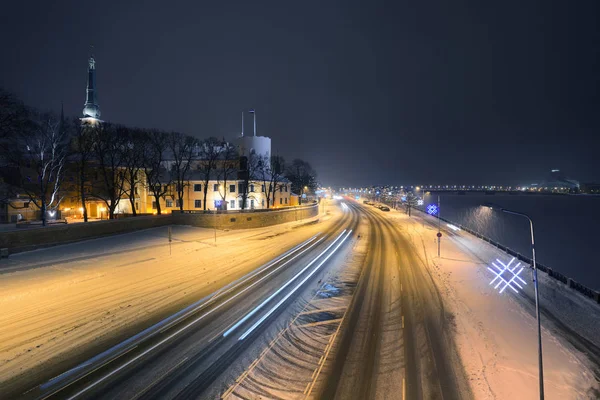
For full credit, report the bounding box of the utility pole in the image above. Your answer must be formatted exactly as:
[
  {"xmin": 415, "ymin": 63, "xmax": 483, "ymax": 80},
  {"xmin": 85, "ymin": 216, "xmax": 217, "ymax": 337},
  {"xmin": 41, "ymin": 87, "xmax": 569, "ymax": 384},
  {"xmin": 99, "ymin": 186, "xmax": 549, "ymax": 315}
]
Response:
[{"xmin": 437, "ymin": 195, "xmax": 441, "ymax": 257}]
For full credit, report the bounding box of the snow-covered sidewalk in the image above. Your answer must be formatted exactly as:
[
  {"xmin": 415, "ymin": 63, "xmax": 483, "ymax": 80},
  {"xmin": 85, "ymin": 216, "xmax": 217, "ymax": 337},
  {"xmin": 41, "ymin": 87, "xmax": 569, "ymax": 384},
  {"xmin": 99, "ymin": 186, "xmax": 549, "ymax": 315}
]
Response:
[{"xmin": 386, "ymin": 208, "xmax": 600, "ymax": 399}]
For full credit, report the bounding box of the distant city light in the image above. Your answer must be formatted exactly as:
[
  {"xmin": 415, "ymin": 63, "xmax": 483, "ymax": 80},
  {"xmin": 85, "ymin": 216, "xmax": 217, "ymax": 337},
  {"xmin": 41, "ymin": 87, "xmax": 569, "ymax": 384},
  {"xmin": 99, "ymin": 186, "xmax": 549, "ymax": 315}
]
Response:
[
  {"xmin": 488, "ymin": 257, "xmax": 527, "ymax": 294},
  {"xmin": 426, "ymin": 204, "xmax": 438, "ymax": 215}
]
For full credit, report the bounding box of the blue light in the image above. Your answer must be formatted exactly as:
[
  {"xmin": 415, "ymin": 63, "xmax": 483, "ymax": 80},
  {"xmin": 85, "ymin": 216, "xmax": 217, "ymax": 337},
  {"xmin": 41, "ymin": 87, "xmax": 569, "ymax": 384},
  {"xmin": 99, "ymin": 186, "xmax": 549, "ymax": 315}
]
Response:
[
  {"xmin": 487, "ymin": 257, "xmax": 527, "ymax": 294},
  {"xmin": 426, "ymin": 204, "xmax": 438, "ymax": 215},
  {"xmin": 401, "ymin": 196, "xmax": 407, "ymax": 202}
]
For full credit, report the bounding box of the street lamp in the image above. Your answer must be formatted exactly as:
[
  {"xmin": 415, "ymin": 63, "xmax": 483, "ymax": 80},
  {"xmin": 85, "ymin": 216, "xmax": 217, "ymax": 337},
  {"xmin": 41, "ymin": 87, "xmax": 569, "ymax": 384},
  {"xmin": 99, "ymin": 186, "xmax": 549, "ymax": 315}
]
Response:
[{"xmin": 484, "ymin": 204, "xmax": 544, "ymax": 400}]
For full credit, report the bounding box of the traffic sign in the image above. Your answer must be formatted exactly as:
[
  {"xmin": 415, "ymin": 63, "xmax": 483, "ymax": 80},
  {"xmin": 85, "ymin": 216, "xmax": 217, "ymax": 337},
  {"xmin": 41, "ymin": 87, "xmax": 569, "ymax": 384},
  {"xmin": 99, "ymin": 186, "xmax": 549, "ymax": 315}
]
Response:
[{"xmin": 437, "ymin": 232, "xmax": 442, "ymax": 238}]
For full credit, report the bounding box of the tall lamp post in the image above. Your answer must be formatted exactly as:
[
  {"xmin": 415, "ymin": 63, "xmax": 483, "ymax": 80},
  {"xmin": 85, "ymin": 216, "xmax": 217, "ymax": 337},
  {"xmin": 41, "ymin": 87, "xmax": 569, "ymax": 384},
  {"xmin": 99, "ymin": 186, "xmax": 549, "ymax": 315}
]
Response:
[{"xmin": 486, "ymin": 205, "xmax": 544, "ymax": 400}]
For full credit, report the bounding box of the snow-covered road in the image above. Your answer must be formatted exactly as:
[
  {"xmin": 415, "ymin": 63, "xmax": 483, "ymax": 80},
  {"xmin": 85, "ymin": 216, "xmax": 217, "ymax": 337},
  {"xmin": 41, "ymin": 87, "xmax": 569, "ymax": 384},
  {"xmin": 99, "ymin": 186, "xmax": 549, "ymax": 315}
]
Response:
[{"xmin": 0, "ymin": 207, "xmax": 338, "ymax": 395}]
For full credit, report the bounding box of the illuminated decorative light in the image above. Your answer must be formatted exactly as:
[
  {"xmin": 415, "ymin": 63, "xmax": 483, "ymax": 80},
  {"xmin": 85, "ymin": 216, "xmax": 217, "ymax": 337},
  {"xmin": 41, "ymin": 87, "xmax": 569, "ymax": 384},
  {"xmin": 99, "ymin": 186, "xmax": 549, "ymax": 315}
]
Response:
[
  {"xmin": 48, "ymin": 211, "xmax": 56, "ymax": 217},
  {"xmin": 417, "ymin": 199, "xmax": 424, "ymax": 206},
  {"xmin": 487, "ymin": 257, "xmax": 527, "ymax": 294},
  {"xmin": 426, "ymin": 204, "xmax": 438, "ymax": 215}
]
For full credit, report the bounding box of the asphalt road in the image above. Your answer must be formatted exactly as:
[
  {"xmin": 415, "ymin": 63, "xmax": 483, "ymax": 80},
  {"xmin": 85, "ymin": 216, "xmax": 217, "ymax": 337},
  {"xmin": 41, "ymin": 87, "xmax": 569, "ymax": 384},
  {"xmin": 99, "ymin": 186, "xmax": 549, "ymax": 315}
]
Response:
[
  {"xmin": 320, "ymin": 201, "xmax": 470, "ymax": 400},
  {"xmin": 20, "ymin": 206, "xmax": 360, "ymax": 400},
  {"xmin": 14, "ymin": 201, "xmax": 471, "ymax": 400}
]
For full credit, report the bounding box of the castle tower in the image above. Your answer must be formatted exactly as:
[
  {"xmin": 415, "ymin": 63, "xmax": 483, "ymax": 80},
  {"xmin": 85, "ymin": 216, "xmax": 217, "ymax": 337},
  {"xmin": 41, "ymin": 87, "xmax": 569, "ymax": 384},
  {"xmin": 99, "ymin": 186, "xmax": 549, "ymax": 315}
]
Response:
[{"xmin": 82, "ymin": 54, "xmax": 101, "ymax": 121}]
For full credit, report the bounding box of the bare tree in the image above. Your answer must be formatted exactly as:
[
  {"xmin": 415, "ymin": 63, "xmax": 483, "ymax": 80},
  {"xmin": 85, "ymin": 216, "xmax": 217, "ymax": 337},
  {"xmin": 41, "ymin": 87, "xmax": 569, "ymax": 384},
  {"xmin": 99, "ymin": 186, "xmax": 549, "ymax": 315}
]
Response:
[
  {"xmin": 239, "ymin": 150, "xmax": 260, "ymax": 210},
  {"xmin": 73, "ymin": 118, "xmax": 96, "ymax": 222},
  {"xmin": 404, "ymin": 191, "xmax": 419, "ymax": 216},
  {"xmin": 168, "ymin": 132, "xmax": 197, "ymax": 212},
  {"xmin": 89, "ymin": 123, "xmax": 128, "ymax": 219},
  {"xmin": 142, "ymin": 130, "xmax": 170, "ymax": 215},
  {"xmin": 285, "ymin": 158, "xmax": 317, "ymax": 205},
  {"xmin": 216, "ymin": 141, "xmax": 238, "ymax": 210},
  {"xmin": 197, "ymin": 137, "xmax": 221, "ymax": 210},
  {"xmin": 122, "ymin": 127, "xmax": 146, "ymax": 216},
  {"xmin": 270, "ymin": 156, "xmax": 286, "ymax": 208},
  {"xmin": 255, "ymin": 154, "xmax": 285, "ymax": 209},
  {"xmin": 0, "ymin": 88, "xmax": 30, "ymax": 144},
  {"xmin": 7, "ymin": 111, "xmax": 69, "ymax": 225}
]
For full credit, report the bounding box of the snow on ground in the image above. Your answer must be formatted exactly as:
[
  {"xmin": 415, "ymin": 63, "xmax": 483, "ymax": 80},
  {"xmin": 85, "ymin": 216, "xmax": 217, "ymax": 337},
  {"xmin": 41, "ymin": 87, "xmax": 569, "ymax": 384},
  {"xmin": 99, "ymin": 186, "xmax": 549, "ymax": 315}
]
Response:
[
  {"xmin": 0, "ymin": 205, "xmax": 339, "ymax": 388},
  {"xmin": 384, "ymin": 206, "xmax": 600, "ymax": 399}
]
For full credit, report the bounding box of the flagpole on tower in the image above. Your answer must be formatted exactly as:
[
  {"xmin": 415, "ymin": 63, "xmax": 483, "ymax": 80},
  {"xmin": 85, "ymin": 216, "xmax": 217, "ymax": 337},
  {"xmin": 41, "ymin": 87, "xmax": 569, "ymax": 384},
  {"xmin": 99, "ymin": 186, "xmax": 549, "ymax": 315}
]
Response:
[
  {"xmin": 249, "ymin": 109, "xmax": 256, "ymax": 136},
  {"xmin": 241, "ymin": 111, "xmax": 244, "ymax": 137}
]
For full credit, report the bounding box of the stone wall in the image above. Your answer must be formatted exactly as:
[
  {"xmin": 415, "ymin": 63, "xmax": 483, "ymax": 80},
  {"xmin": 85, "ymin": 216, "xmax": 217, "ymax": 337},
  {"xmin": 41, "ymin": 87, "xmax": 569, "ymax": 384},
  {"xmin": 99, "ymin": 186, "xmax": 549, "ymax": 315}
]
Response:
[
  {"xmin": 1, "ymin": 215, "xmax": 172, "ymax": 254},
  {"xmin": 171, "ymin": 203, "xmax": 319, "ymax": 229},
  {"xmin": 0, "ymin": 204, "xmax": 319, "ymax": 255}
]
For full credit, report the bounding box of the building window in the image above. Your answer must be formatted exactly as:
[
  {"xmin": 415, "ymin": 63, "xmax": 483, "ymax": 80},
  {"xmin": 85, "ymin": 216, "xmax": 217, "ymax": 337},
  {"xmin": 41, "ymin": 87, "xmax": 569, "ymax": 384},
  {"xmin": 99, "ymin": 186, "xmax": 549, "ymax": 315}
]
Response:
[
  {"xmin": 261, "ymin": 185, "xmax": 265, "ymax": 192},
  {"xmin": 213, "ymin": 184, "xmax": 219, "ymax": 191},
  {"xmin": 280, "ymin": 186, "xmax": 283, "ymax": 192},
  {"xmin": 135, "ymin": 202, "xmax": 139, "ymax": 210},
  {"xmin": 152, "ymin": 201, "xmax": 157, "ymax": 209},
  {"xmin": 280, "ymin": 198, "xmax": 283, "ymax": 205},
  {"xmin": 250, "ymin": 199, "xmax": 254, "ymax": 209},
  {"xmin": 230, "ymin": 184, "xmax": 236, "ymax": 193},
  {"xmin": 195, "ymin": 200, "xmax": 202, "ymax": 208},
  {"xmin": 230, "ymin": 200, "xmax": 235, "ymax": 209},
  {"xmin": 285, "ymin": 198, "xmax": 288, "ymax": 204},
  {"xmin": 262, "ymin": 199, "xmax": 265, "ymax": 207},
  {"xmin": 285, "ymin": 185, "xmax": 288, "ymax": 192},
  {"xmin": 194, "ymin": 184, "xmax": 202, "ymax": 192},
  {"xmin": 175, "ymin": 199, "xmax": 182, "ymax": 208},
  {"xmin": 239, "ymin": 200, "xmax": 243, "ymax": 208},
  {"xmin": 250, "ymin": 184, "xmax": 255, "ymax": 192},
  {"xmin": 134, "ymin": 187, "xmax": 138, "ymax": 195},
  {"xmin": 238, "ymin": 184, "xmax": 244, "ymax": 193},
  {"xmin": 166, "ymin": 199, "xmax": 173, "ymax": 208}
]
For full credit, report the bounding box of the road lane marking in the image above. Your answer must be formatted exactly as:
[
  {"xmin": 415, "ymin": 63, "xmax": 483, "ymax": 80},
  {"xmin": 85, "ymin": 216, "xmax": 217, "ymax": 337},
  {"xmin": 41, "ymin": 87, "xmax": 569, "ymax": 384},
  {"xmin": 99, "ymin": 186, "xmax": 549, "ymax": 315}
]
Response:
[
  {"xmin": 223, "ymin": 230, "xmax": 347, "ymax": 337},
  {"xmin": 298, "ymin": 306, "xmax": 346, "ymax": 316},
  {"xmin": 239, "ymin": 230, "xmax": 353, "ymax": 341},
  {"xmin": 129, "ymin": 356, "xmax": 188, "ymax": 400},
  {"xmin": 39, "ymin": 346, "xmax": 138, "ymax": 400},
  {"xmin": 295, "ymin": 318, "xmax": 343, "ymax": 329}
]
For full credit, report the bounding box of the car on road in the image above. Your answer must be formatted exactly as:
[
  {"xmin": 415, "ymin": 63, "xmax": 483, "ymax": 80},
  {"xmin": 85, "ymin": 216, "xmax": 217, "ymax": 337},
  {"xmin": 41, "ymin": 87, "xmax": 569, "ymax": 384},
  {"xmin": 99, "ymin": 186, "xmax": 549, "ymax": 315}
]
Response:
[{"xmin": 379, "ymin": 206, "xmax": 390, "ymax": 211}]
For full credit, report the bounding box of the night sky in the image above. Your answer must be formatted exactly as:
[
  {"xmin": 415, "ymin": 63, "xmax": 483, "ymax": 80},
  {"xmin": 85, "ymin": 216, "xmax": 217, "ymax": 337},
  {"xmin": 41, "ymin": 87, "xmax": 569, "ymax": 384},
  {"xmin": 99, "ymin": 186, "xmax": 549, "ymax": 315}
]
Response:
[{"xmin": 1, "ymin": 0, "xmax": 599, "ymax": 187}]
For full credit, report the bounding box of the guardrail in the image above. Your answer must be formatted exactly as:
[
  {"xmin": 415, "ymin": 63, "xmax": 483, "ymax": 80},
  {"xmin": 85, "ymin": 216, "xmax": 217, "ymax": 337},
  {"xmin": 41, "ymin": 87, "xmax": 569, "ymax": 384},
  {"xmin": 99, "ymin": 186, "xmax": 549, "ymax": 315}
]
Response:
[{"xmin": 388, "ymin": 202, "xmax": 600, "ymax": 304}]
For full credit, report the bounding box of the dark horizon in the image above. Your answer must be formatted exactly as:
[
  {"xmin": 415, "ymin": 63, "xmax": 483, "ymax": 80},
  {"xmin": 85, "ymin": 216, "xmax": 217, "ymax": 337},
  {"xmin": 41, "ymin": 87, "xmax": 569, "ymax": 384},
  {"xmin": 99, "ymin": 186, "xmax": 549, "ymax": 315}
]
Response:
[{"xmin": 1, "ymin": 0, "xmax": 599, "ymax": 187}]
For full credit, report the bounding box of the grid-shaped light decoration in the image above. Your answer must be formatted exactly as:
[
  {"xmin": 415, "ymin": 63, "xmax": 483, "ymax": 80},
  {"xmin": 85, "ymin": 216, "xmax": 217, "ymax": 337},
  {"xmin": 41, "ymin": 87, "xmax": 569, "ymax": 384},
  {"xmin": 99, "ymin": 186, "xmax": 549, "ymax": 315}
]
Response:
[
  {"xmin": 488, "ymin": 257, "xmax": 527, "ymax": 293},
  {"xmin": 426, "ymin": 204, "xmax": 438, "ymax": 215}
]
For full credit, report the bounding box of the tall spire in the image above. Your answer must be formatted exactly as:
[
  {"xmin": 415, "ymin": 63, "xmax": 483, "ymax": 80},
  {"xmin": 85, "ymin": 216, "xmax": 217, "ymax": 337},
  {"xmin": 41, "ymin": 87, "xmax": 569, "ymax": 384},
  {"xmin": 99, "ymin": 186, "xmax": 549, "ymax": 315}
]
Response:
[{"xmin": 82, "ymin": 47, "xmax": 101, "ymax": 120}]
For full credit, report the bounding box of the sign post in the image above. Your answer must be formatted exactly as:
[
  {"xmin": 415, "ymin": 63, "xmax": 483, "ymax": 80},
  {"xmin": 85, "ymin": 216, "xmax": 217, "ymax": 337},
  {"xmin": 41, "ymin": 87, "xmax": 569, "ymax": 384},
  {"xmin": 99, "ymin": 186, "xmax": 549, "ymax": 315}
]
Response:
[{"xmin": 168, "ymin": 226, "xmax": 172, "ymax": 255}]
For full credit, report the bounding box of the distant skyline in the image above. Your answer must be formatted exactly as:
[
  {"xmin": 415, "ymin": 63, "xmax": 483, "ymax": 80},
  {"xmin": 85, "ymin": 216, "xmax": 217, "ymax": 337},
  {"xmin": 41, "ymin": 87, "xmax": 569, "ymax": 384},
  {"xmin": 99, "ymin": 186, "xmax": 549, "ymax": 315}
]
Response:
[{"xmin": 1, "ymin": 0, "xmax": 599, "ymax": 187}]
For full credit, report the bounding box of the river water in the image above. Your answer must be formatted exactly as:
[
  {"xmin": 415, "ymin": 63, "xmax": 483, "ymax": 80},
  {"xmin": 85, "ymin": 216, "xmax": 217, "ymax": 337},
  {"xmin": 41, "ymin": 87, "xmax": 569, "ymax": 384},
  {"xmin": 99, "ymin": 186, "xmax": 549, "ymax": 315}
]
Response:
[{"xmin": 418, "ymin": 193, "xmax": 600, "ymax": 290}]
